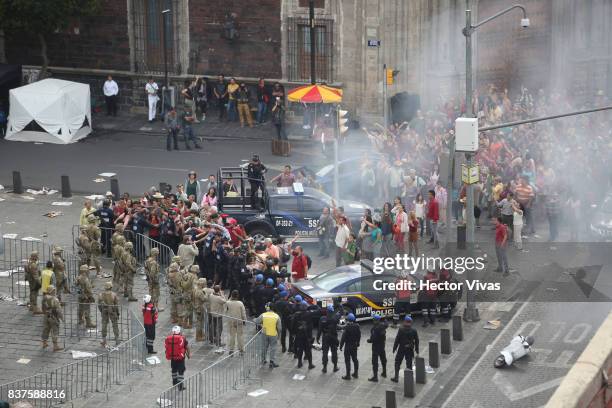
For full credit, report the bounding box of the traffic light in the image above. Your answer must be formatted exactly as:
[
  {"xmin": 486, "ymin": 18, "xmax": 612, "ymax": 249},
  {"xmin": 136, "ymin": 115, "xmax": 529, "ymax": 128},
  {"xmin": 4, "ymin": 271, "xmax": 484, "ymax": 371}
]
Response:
[
  {"xmin": 386, "ymin": 68, "xmax": 399, "ymax": 85},
  {"xmin": 338, "ymin": 107, "xmax": 349, "ymax": 137}
]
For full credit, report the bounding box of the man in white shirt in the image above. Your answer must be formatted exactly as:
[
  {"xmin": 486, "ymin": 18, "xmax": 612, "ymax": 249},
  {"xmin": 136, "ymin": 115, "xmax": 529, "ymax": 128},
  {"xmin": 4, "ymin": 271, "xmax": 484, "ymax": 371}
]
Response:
[
  {"xmin": 103, "ymin": 75, "xmax": 119, "ymax": 116},
  {"xmin": 145, "ymin": 77, "xmax": 159, "ymax": 122},
  {"xmin": 334, "ymin": 216, "xmax": 350, "ymax": 267}
]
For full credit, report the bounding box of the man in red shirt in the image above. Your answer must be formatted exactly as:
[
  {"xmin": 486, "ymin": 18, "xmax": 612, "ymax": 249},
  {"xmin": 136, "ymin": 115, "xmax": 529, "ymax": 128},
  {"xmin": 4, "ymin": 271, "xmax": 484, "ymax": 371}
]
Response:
[
  {"xmin": 290, "ymin": 246, "xmax": 309, "ymax": 282},
  {"xmin": 427, "ymin": 190, "xmax": 440, "ymax": 248},
  {"xmin": 494, "ymin": 217, "xmax": 509, "ymax": 276}
]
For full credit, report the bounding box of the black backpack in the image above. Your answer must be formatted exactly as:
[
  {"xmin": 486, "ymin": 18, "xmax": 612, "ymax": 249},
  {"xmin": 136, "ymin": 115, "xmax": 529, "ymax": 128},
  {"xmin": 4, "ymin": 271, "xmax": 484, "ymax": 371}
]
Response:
[{"xmin": 305, "ymin": 254, "xmax": 312, "ymax": 269}]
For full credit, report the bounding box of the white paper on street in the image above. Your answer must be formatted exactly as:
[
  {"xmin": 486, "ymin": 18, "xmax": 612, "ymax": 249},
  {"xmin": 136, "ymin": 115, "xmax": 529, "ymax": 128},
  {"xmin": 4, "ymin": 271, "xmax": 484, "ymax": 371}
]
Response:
[
  {"xmin": 51, "ymin": 202, "xmax": 73, "ymax": 206},
  {"xmin": 156, "ymin": 398, "xmax": 172, "ymax": 407},
  {"xmin": 425, "ymin": 365, "xmax": 435, "ymax": 374},
  {"xmin": 99, "ymin": 172, "xmax": 116, "ymax": 177},
  {"xmin": 247, "ymin": 389, "xmax": 269, "ymax": 397},
  {"xmin": 71, "ymin": 350, "xmax": 97, "ymax": 359},
  {"xmin": 22, "ymin": 196, "xmax": 35, "ymax": 200},
  {"xmin": 93, "ymin": 178, "xmax": 106, "ymax": 183},
  {"xmin": 17, "ymin": 358, "xmax": 31, "ymax": 364},
  {"xmin": 292, "ymin": 374, "xmax": 306, "ymax": 380},
  {"xmin": 146, "ymin": 356, "xmax": 161, "ymax": 365},
  {"xmin": 0, "ymin": 198, "xmax": 5, "ymax": 202}
]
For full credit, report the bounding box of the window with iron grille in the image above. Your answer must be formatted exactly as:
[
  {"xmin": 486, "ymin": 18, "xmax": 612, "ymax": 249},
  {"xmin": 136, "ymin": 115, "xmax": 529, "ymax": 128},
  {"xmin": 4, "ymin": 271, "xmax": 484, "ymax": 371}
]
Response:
[
  {"xmin": 287, "ymin": 17, "xmax": 334, "ymax": 83},
  {"xmin": 132, "ymin": 0, "xmax": 180, "ymax": 74}
]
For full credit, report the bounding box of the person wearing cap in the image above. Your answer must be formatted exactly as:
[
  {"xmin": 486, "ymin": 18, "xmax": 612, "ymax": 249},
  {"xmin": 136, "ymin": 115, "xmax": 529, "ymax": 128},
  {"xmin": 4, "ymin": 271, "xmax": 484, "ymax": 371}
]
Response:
[
  {"xmin": 167, "ymin": 263, "xmax": 182, "ymax": 324},
  {"xmin": 41, "ymin": 285, "xmax": 64, "ymax": 352},
  {"xmin": 86, "ymin": 214, "xmax": 103, "ymax": 277},
  {"xmin": 317, "ymin": 304, "xmax": 340, "ymax": 373},
  {"xmin": 255, "ymin": 302, "xmax": 281, "ymax": 368},
  {"xmin": 164, "ymin": 325, "xmax": 191, "ymax": 390},
  {"xmin": 339, "ymin": 313, "xmax": 361, "ymax": 380},
  {"xmin": 247, "ymin": 154, "xmax": 267, "ymax": 210},
  {"xmin": 94, "ymin": 199, "xmax": 115, "ymax": 257},
  {"xmin": 145, "ymin": 247, "xmax": 162, "ymax": 310},
  {"xmin": 391, "ymin": 316, "xmax": 419, "ymax": 383},
  {"xmin": 143, "ymin": 294, "xmax": 158, "ymax": 354},
  {"xmin": 367, "ymin": 314, "xmax": 388, "ymax": 382},
  {"xmin": 76, "ymin": 265, "xmax": 97, "ymax": 329},
  {"xmin": 52, "ymin": 246, "xmax": 69, "ymax": 298},
  {"xmin": 225, "ymin": 290, "xmax": 247, "ymax": 353},
  {"xmin": 209, "ymin": 285, "xmax": 227, "ymax": 347},
  {"xmin": 121, "ymin": 241, "xmax": 138, "ymax": 301},
  {"xmin": 98, "ymin": 282, "xmax": 120, "ymax": 347},
  {"xmin": 25, "ymin": 251, "xmax": 43, "ymax": 314}
]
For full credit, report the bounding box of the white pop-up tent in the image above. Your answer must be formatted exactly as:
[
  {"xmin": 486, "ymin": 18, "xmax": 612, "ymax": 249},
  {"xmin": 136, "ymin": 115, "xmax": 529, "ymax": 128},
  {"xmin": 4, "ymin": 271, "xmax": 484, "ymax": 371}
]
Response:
[{"xmin": 6, "ymin": 78, "xmax": 92, "ymax": 144}]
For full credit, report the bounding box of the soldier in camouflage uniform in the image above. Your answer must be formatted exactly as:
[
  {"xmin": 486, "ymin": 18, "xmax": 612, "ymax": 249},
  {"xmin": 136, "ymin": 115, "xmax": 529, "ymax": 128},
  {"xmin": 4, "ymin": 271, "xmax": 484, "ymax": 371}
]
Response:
[
  {"xmin": 179, "ymin": 265, "xmax": 198, "ymax": 329},
  {"xmin": 166, "ymin": 262, "xmax": 182, "ymax": 324},
  {"xmin": 77, "ymin": 228, "xmax": 91, "ymax": 267},
  {"xmin": 76, "ymin": 265, "xmax": 97, "ymax": 328},
  {"xmin": 112, "ymin": 235, "xmax": 126, "ymax": 289},
  {"xmin": 52, "ymin": 247, "xmax": 70, "ymax": 300},
  {"xmin": 172, "ymin": 255, "xmax": 183, "ymax": 272},
  {"xmin": 192, "ymin": 278, "xmax": 209, "ymax": 342},
  {"xmin": 145, "ymin": 247, "xmax": 162, "ymax": 309},
  {"xmin": 98, "ymin": 281, "xmax": 120, "ymax": 347},
  {"xmin": 111, "ymin": 223, "xmax": 125, "ymax": 250},
  {"xmin": 41, "ymin": 285, "xmax": 64, "ymax": 351},
  {"xmin": 25, "ymin": 251, "xmax": 43, "ymax": 314},
  {"xmin": 122, "ymin": 241, "xmax": 138, "ymax": 301},
  {"xmin": 86, "ymin": 214, "xmax": 102, "ymax": 277}
]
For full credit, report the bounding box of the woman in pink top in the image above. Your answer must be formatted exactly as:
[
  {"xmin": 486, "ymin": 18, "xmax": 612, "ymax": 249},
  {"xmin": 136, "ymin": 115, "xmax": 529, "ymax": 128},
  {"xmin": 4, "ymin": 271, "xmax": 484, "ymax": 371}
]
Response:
[{"xmin": 201, "ymin": 187, "xmax": 218, "ymax": 207}]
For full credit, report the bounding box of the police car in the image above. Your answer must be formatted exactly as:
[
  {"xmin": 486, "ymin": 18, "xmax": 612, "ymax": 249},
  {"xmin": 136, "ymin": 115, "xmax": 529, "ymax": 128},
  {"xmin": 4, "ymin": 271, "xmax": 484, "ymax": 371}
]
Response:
[
  {"xmin": 291, "ymin": 260, "xmax": 424, "ymax": 321},
  {"xmin": 217, "ymin": 166, "xmax": 369, "ymax": 242}
]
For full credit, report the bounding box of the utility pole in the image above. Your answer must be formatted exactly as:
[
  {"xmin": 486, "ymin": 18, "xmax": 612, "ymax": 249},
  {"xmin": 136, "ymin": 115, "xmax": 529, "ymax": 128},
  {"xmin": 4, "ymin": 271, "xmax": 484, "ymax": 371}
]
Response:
[{"xmin": 309, "ymin": 0, "xmax": 316, "ymax": 85}]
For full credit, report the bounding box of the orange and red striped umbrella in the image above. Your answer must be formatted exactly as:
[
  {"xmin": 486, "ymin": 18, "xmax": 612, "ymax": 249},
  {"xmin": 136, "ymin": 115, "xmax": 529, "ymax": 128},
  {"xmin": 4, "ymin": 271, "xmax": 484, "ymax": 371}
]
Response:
[{"xmin": 287, "ymin": 84, "xmax": 343, "ymax": 103}]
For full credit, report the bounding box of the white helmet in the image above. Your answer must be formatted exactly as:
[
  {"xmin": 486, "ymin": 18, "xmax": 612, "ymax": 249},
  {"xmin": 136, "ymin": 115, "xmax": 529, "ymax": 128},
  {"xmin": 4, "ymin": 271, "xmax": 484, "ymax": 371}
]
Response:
[
  {"xmin": 172, "ymin": 326, "xmax": 181, "ymax": 335},
  {"xmin": 143, "ymin": 294, "xmax": 152, "ymax": 303}
]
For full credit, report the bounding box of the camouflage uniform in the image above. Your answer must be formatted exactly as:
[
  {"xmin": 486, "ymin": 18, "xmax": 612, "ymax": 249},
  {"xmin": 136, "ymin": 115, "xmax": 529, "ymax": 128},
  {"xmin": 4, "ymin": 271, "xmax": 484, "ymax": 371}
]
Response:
[
  {"xmin": 98, "ymin": 282, "xmax": 120, "ymax": 346},
  {"xmin": 25, "ymin": 251, "xmax": 42, "ymax": 314},
  {"xmin": 77, "ymin": 229, "xmax": 91, "ymax": 267},
  {"xmin": 52, "ymin": 247, "xmax": 70, "ymax": 298},
  {"xmin": 192, "ymin": 278, "xmax": 209, "ymax": 342},
  {"xmin": 166, "ymin": 263, "xmax": 182, "ymax": 324},
  {"xmin": 122, "ymin": 242, "xmax": 138, "ymax": 301},
  {"xmin": 76, "ymin": 265, "xmax": 96, "ymax": 328},
  {"xmin": 145, "ymin": 247, "xmax": 161, "ymax": 308},
  {"xmin": 179, "ymin": 265, "xmax": 198, "ymax": 329},
  {"xmin": 112, "ymin": 235, "xmax": 126, "ymax": 289},
  {"xmin": 172, "ymin": 255, "xmax": 183, "ymax": 272},
  {"xmin": 41, "ymin": 285, "xmax": 64, "ymax": 351},
  {"xmin": 86, "ymin": 214, "xmax": 102, "ymax": 276}
]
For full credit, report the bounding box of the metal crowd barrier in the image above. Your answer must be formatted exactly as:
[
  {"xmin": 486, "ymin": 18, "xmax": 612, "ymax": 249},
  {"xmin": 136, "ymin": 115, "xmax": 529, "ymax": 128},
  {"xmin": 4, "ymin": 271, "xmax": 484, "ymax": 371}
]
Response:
[
  {"xmin": 0, "ymin": 303, "xmax": 146, "ymax": 407},
  {"xmin": 158, "ymin": 312, "xmax": 263, "ymax": 408},
  {"xmin": 0, "ymin": 237, "xmax": 81, "ymax": 302}
]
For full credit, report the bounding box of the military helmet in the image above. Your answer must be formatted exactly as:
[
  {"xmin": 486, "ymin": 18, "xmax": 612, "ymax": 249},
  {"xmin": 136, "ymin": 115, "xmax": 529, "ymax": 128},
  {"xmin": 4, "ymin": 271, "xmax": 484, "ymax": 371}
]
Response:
[
  {"xmin": 125, "ymin": 241, "xmax": 134, "ymax": 249},
  {"xmin": 79, "ymin": 265, "xmax": 89, "ymax": 273},
  {"xmin": 87, "ymin": 214, "xmax": 96, "ymax": 223},
  {"xmin": 189, "ymin": 265, "xmax": 200, "ymax": 273},
  {"xmin": 197, "ymin": 278, "xmax": 206, "ymax": 286},
  {"xmin": 52, "ymin": 246, "xmax": 63, "ymax": 254},
  {"xmin": 151, "ymin": 247, "xmax": 160, "ymax": 255},
  {"xmin": 117, "ymin": 236, "xmax": 126, "ymax": 245},
  {"xmin": 30, "ymin": 251, "xmax": 39, "ymax": 258},
  {"xmin": 172, "ymin": 255, "xmax": 181, "ymax": 264},
  {"xmin": 104, "ymin": 282, "xmax": 113, "ymax": 290},
  {"xmin": 47, "ymin": 285, "xmax": 56, "ymax": 294},
  {"xmin": 168, "ymin": 262, "xmax": 179, "ymax": 272}
]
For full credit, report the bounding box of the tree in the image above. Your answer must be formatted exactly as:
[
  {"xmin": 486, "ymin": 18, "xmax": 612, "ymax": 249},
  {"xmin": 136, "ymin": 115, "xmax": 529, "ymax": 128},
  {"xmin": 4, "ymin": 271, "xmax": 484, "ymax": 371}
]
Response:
[{"xmin": 0, "ymin": 0, "xmax": 101, "ymax": 76}]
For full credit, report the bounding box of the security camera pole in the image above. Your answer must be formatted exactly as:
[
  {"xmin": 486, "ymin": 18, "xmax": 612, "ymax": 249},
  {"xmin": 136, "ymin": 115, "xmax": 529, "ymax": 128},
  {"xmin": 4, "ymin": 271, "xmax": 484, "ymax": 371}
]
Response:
[{"xmin": 460, "ymin": 0, "xmax": 529, "ymax": 322}]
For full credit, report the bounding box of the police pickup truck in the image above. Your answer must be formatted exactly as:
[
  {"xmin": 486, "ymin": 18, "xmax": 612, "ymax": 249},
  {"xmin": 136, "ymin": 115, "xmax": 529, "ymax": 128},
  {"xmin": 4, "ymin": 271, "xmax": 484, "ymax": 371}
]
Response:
[{"xmin": 216, "ymin": 166, "xmax": 369, "ymax": 242}]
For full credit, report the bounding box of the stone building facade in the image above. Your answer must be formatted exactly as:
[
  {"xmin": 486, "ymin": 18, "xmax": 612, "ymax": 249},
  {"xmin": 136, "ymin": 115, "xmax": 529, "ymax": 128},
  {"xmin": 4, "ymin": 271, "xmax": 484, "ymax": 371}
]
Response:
[{"xmin": 3, "ymin": 0, "xmax": 611, "ymax": 117}]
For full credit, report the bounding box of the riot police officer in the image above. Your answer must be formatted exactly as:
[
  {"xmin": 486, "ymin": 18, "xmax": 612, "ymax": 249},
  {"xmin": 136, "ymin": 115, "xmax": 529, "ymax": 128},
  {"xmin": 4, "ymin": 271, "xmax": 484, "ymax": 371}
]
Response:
[
  {"xmin": 317, "ymin": 304, "xmax": 340, "ymax": 373},
  {"xmin": 293, "ymin": 301, "xmax": 315, "ymax": 369},
  {"xmin": 391, "ymin": 316, "xmax": 419, "ymax": 382},
  {"xmin": 247, "ymin": 154, "xmax": 266, "ymax": 210},
  {"xmin": 339, "ymin": 313, "xmax": 361, "ymax": 380},
  {"xmin": 367, "ymin": 314, "xmax": 388, "ymax": 382}
]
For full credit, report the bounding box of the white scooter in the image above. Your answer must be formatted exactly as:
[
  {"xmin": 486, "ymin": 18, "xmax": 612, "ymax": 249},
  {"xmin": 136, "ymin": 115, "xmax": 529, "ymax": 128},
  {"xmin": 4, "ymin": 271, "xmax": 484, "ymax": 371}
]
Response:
[{"xmin": 494, "ymin": 335, "xmax": 534, "ymax": 368}]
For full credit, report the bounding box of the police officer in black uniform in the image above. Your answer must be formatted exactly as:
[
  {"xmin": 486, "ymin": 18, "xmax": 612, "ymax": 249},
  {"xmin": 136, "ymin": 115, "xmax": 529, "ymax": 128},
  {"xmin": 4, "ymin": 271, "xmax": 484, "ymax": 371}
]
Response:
[
  {"xmin": 273, "ymin": 288, "xmax": 291, "ymax": 352},
  {"xmin": 94, "ymin": 200, "xmax": 115, "ymax": 257},
  {"xmin": 391, "ymin": 315, "xmax": 419, "ymax": 382},
  {"xmin": 317, "ymin": 304, "xmax": 340, "ymax": 373},
  {"xmin": 367, "ymin": 314, "xmax": 388, "ymax": 382},
  {"xmin": 247, "ymin": 154, "xmax": 266, "ymax": 210},
  {"xmin": 287, "ymin": 294, "xmax": 302, "ymax": 353},
  {"xmin": 294, "ymin": 301, "xmax": 316, "ymax": 369},
  {"xmin": 339, "ymin": 313, "xmax": 361, "ymax": 380}
]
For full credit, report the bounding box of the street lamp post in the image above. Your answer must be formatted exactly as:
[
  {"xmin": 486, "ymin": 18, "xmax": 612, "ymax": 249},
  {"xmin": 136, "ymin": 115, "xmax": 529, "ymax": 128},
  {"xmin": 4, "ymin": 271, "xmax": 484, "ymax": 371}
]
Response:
[{"xmin": 461, "ymin": 0, "xmax": 529, "ymax": 322}]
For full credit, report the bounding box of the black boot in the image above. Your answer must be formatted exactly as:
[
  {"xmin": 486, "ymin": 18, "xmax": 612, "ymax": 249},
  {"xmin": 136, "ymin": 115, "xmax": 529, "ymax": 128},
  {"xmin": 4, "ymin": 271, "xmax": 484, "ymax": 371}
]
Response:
[
  {"xmin": 297, "ymin": 360, "xmax": 303, "ymax": 368},
  {"xmin": 368, "ymin": 373, "xmax": 378, "ymax": 382},
  {"xmin": 322, "ymin": 364, "xmax": 327, "ymax": 373},
  {"xmin": 352, "ymin": 370, "xmax": 358, "ymax": 379},
  {"xmin": 390, "ymin": 368, "xmax": 399, "ymax": 383},
  {"xmin": 381, "ymin": 365, "xmax": 387, "ymax": 378},
  {"xmin": 308, "ymin": 362, "xmax": 316, "ymax": 370},
  {"xmin": 342, "ymin": 374, "xmax": 351, "ymax": 380},
  {"xmin": 333, "ymin": 364, "xmax": 340, "ymax": 372}
]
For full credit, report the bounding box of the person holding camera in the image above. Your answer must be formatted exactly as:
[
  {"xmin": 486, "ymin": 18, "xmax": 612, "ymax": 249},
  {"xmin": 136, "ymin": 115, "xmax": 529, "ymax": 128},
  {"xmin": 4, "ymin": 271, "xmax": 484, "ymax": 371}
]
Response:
[{"xmin": 247, "ymin": 154, "xmax": 267, "ymax": 210}]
